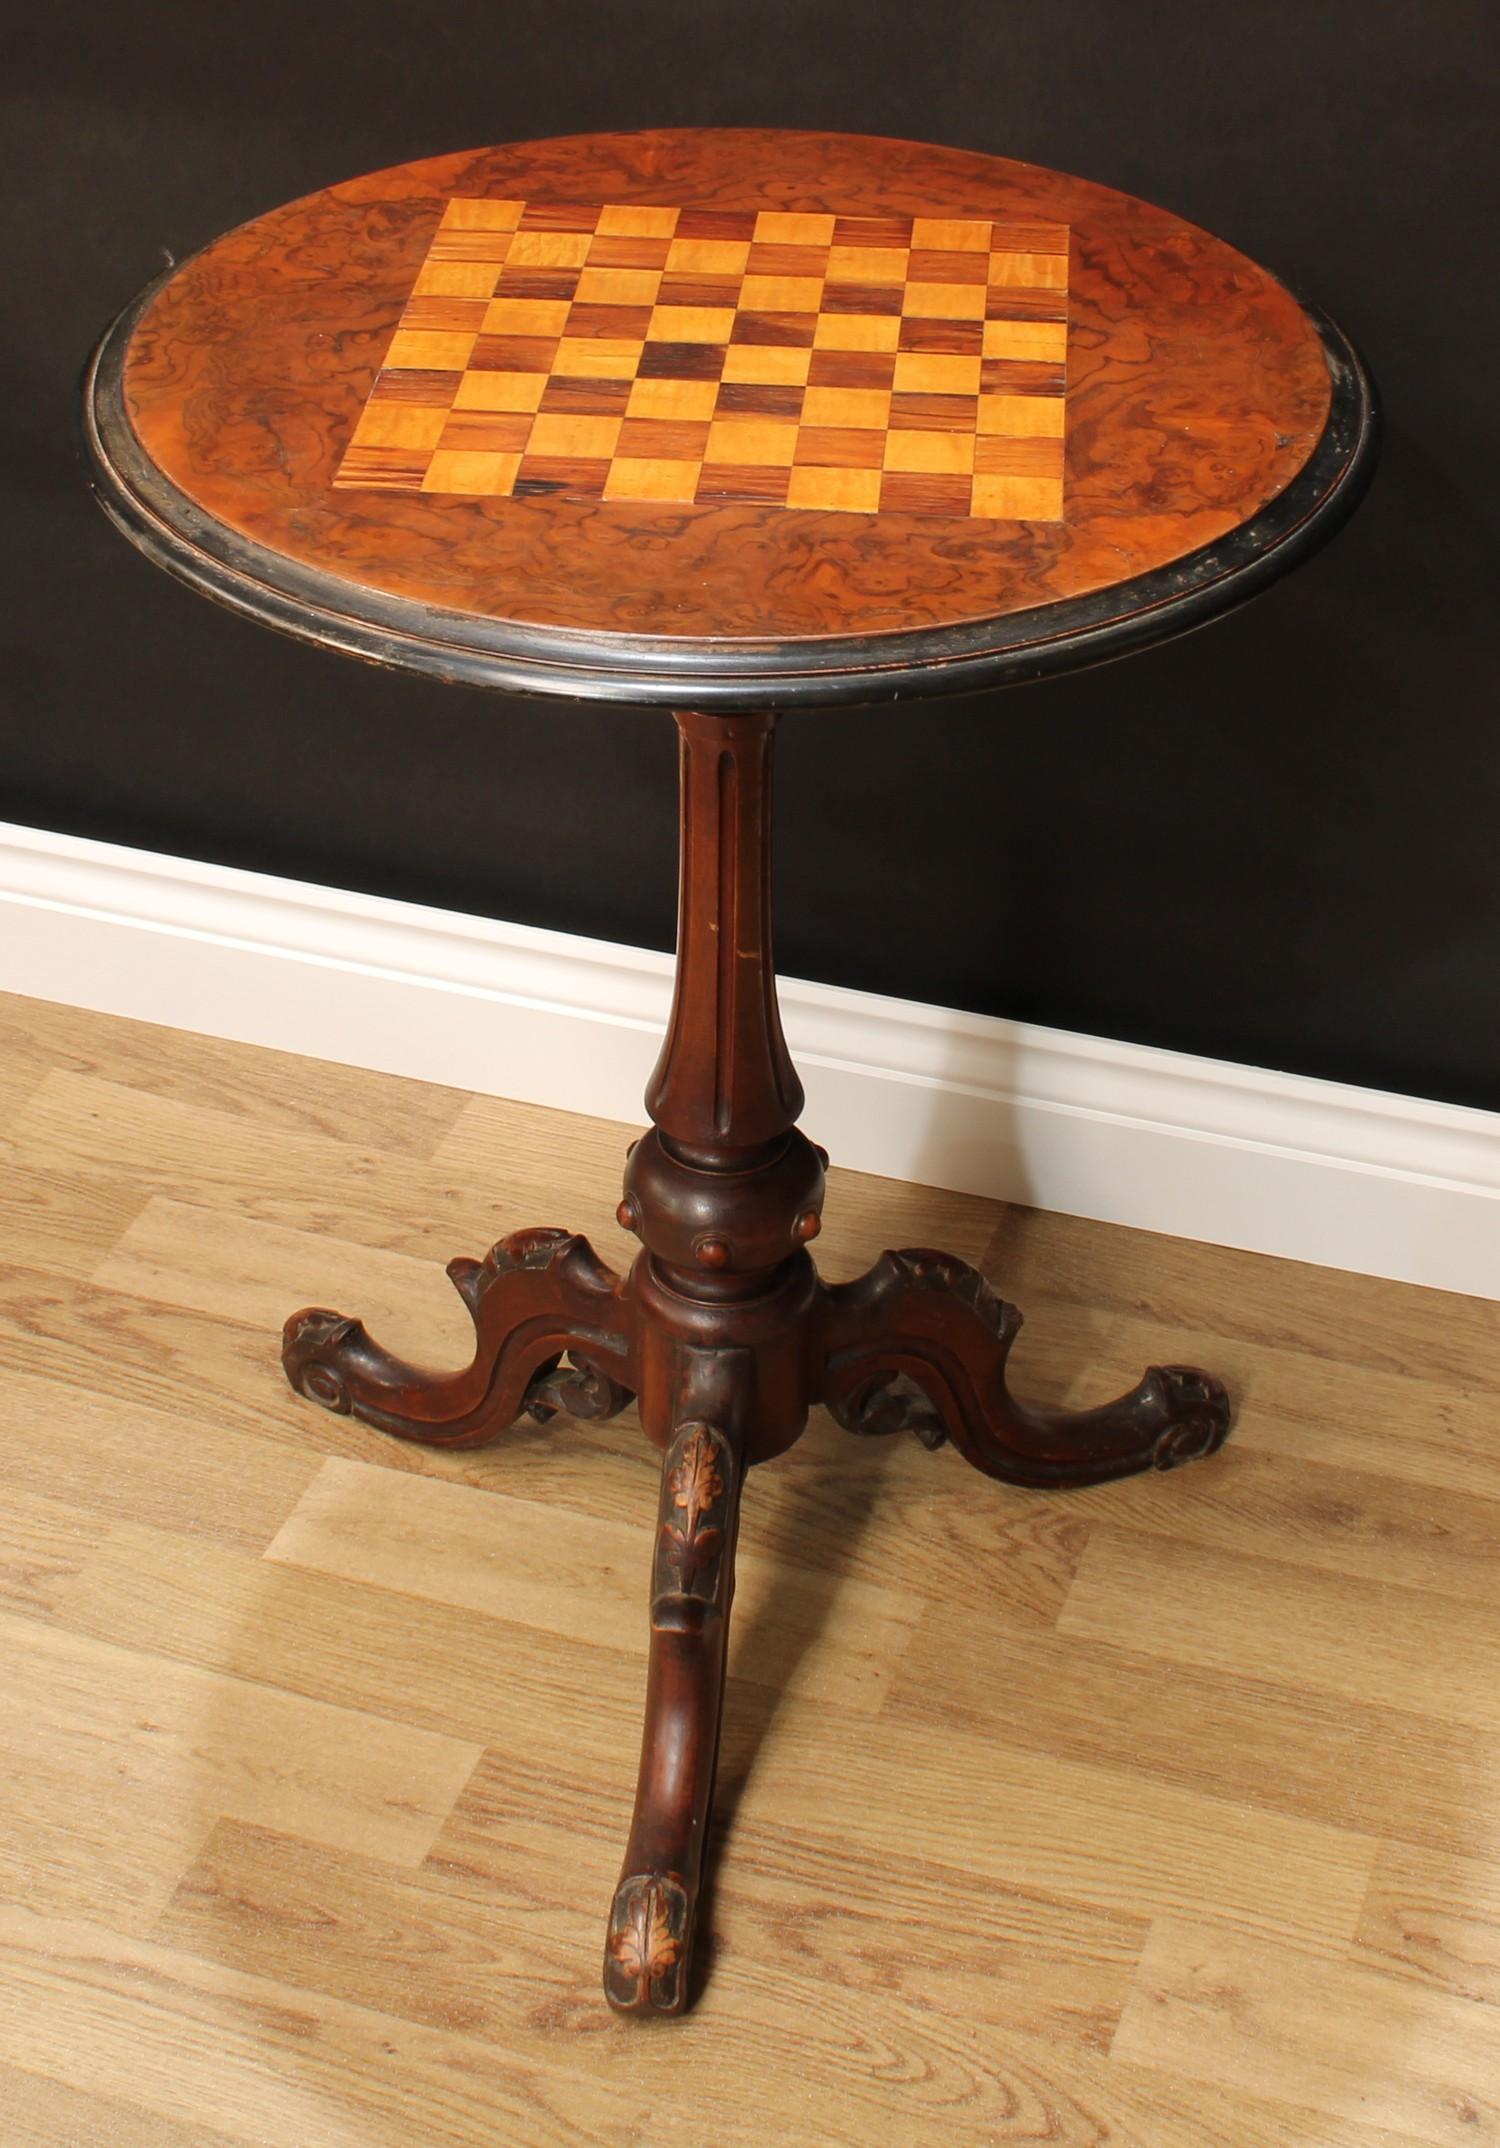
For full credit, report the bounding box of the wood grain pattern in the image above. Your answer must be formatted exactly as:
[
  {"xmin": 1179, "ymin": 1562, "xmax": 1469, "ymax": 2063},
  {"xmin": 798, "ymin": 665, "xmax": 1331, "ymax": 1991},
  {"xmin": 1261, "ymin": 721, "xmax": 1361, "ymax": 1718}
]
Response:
[
  {"xmin": 1, "ymin": 2063, "xmax": 249, "ymax": 2148},
  {"xmin": 1114, "ymin": 1919, "xmax": 1500, "ymax": 2145},
  {"xmin": 1355, "ymin": 1842, "xmax": 1500, "ymax": 2006},
  {"xmin": 891, "ymin": 1602, "xmax": 1500, "ymax": 1859},
  {"xmin": 158, "ymin": 1814, "xmax": 1143, "ymax": 2059},
  {"xmin": 1060, "ymin": 1524, "xmax": 1500, "ymax": 1734},
  {"xmin": 264, "ymin": 1452, "xmax": 921, "ymax": 1712},
  {"xmin": 0, "ymin": 1486, "xmax": 104, "ymax": 1620},
  {"xmin": 114, "ymin": 128, "xmax": 1334, "ymax": 644},
  {"xmin": 335, "ymin": 195, "xmax": 1069, "ymax": 519},
  {"xmin": 5, "ymin": 986, "xmax": 1498, "ymax": 2138}
]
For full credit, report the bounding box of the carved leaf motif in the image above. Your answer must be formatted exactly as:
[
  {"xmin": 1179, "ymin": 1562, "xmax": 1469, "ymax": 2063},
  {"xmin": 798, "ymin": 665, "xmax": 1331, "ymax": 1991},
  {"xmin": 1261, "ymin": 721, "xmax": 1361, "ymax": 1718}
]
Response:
[
  {"xmin": 660, "ymin": 1521, "xmax": 723, "ymax": 1583},
  {"xmin": 668, "ymin": 1427, "xmax": 723, "ymax": 1538},
  {"xmin": 610, "ymin": 1884, "xmax": 680, "ymax": 1984}
]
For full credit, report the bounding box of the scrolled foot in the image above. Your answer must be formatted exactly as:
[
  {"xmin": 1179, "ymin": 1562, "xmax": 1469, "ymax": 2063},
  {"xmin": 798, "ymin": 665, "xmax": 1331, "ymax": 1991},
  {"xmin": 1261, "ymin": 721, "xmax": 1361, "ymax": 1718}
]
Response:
[
  {"xmin": 281, "ymin": 1226, "xmax": 635, "ymax": 1450},
  {"xmin": 604, "ymin": 1873, "xmax": 691, "ymax": 2015},
  {"xmin": 1142, "ymin": 1364, "xmax": 1232, "ymax": 1468},
  {"xmin": 283, "ymin": 1309, "xmax": 364, "ymax": 1414},
  {"xmin": 821, "ymin": 1247, "xmax": 1234, "ymax": 1491}
]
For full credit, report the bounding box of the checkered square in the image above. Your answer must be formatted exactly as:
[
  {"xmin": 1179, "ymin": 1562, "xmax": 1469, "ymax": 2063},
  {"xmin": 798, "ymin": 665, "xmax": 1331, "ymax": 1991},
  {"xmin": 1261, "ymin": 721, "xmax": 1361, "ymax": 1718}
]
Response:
[{"xmin": 334, "ymin": 198, "xmax": 1069, "ymax": 520}]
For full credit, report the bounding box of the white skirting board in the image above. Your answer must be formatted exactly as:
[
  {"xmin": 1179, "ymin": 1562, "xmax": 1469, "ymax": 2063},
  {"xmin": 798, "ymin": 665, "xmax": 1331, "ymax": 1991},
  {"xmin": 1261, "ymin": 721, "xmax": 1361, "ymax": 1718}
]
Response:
[{"xmin": 2, "ymin": 818, "xmax": 1497, "ymax": 1301}]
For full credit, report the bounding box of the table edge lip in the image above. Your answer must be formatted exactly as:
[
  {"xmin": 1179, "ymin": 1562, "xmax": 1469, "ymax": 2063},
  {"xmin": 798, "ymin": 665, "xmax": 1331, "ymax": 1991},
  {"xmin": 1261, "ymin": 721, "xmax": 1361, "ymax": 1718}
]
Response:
[{"xmin": 81, "ymin": 275, "xmax": 1380, "ymax": 709}]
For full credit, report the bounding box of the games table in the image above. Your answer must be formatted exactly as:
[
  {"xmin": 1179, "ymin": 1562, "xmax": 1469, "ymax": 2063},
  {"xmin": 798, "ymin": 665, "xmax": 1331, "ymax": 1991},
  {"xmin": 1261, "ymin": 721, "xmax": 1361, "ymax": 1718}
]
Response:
[{"xmin": 83, "ymin": 127, "xmax": 1378, "ymax": 2016}]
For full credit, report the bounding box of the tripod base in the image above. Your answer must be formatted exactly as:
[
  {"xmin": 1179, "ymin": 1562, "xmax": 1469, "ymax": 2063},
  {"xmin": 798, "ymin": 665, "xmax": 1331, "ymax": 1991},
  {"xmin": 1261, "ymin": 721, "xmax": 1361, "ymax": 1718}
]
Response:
[
  {"xmin": 283, "ymin": 1173, "xmax": 1229, "ymax": 2016},
  {"xmin": 282, "ymin": 704, "xmax": 1231, "ymax": 2016}
]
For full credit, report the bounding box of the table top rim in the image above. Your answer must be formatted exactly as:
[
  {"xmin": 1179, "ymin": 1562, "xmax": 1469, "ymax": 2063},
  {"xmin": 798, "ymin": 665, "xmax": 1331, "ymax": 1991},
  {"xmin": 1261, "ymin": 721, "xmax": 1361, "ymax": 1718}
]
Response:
[{"xmin": 82, "ymin": 131, "xmax": 1381, "ymax": 709}]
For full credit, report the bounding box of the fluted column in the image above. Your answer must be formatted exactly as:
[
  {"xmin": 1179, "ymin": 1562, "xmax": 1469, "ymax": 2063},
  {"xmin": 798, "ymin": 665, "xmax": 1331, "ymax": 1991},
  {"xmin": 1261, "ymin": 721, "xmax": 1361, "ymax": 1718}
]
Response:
[{"xmin": 644, "ymin": 709, "xmax": 803, "ymax": 1162}]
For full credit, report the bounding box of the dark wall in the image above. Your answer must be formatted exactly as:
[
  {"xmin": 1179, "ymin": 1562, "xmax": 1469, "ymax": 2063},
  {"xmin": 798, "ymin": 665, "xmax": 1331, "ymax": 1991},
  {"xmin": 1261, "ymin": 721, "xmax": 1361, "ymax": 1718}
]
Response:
[{"xmin": 7, "ymin": 2, "xmax": 1497, "ymax": 1107}]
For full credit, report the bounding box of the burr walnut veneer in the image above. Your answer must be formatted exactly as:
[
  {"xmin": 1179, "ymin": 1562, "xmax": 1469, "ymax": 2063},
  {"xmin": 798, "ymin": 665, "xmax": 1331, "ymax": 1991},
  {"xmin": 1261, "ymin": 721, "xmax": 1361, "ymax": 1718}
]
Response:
[{"xmin": 83, "ymin": 127, "xmax": 1378, "ymax": 2016}]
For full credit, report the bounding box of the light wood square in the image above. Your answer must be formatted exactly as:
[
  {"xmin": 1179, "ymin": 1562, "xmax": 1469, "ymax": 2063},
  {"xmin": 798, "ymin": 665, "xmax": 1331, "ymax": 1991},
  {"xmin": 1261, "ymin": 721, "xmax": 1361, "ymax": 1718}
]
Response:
[
  {"xmin": 989, "ymin": 250, "xmax": 1069, "ymax": 288},
  {"xmin": 971, "ymin": 473, "xmax": 1064, "ymax": 520},
  {"xmin": 603, "ymin": 456, "xmax": 700, "ymax": 501},
  {"xmin": 573, "ymin": 267, "xmax": 663, "ymax": 306},
  {"xmin": 721, "ymin": 344, "xmax": 813, "ymax": 385},
  {"xmin": 350, "ymin": 403, "xmax": 451, "ymax": 451},
  {"xmin": 910, "ymin": 216, "xmax": 993, "ymax": 252},
  {"xmin": 977, "ymin": 392, "xmax": 1067, "ymax": 436},
  {"xmin": 506, "ymin": 230, "xmax": 593, "ymax": 268},
  {"xmin": 383, "ymin": 329, "xmax": 477, "ymax": 371},
  {"xmin": 892, "ymin": 352, "xmax": 982, "ymax": 395},
  {"xmin": 553, "ymin": 337, "xmax": 645, "ymax": 378},
  {"xmin": 740, "ymin": 275, "xmax": 825, "ymax": 312},
  {"xmin": 452, "ymin": 370, "xmax": 549, "ymax": 412},
  {"xmin": 705, "ymin": 418, "xmax": 799, "ymax": 466},
  {"xmin": 666, "ymin": 237, "xmax": 752, "ymax": 274},
  {"xmin": 439, "ymin": 198, "xmax": 524, "ymax": 231},
  {"xmin": 827, "ymin": 245, "xmax": 908, "ymax": 284},
  {"xmin": 647, "ymin": 305, "xmax": 738, "ymax": 344},
  {"xmin": 812, "ymin": 313, "xmax": 902, "ymax": 352},
  {"xmin": 596, "ymin": 204, "xmax": 680, "ymax": 237},
  {"xmin": 754, "ymin": 211, "xmax": 837, "ymax": 245},
  {"xmin": 626, "ymin": 377, "xmax": 721, "ymax": 420},
  {"xmin": 412, "ymin": 261, "xmax": 503, "ymax": 298},
  {"xmin": 420, "ymin": 449, "xmax": 521, "ymax": 494},
  {"xmin": 786, "ymin": 465, "xmax": 883, "ymax": 513},
  {"xmin": 902, "ymin": 281, "xmax": 988, "ymax": 320},
  {"xmin": 525, "ymin": 413, "xmax": 623, "ymax": 460},
  {"xmin": 800, "ymin": 385, "xmax": 892, "ymax": 429},
  {"xmin": 481, "ymin": 298, "xmax": 572, "ymax": 337}
]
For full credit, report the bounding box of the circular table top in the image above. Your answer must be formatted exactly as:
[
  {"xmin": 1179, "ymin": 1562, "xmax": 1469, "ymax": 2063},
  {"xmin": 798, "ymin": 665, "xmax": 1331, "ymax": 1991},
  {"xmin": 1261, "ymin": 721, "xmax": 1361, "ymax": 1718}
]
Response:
[{"xmin": 84, "ymin": 127, "xmax": 1378, "ymax": 708}]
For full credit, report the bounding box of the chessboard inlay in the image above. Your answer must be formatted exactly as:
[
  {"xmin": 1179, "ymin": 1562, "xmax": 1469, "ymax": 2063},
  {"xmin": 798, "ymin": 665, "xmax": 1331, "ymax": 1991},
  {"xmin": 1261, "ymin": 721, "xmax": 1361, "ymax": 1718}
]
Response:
[{"xmin": 334, "ymin": 198, "xmax": 1070, "ymax": 520}]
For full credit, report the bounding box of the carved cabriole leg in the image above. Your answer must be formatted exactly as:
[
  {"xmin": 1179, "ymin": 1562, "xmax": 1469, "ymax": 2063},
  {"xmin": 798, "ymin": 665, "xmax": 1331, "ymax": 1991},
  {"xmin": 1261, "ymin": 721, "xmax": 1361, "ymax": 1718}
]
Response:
[
  {"xmin": 820, "ymin": 1248, "xmax": 1231, "ymax": 1488},
  {"xmin": 604, "ymin": 1350, "xmax": 747, "ymax": 2015},
  {"xmin": 282, "ymin": 1226, "xmax": 636, "ymax": 1449}
]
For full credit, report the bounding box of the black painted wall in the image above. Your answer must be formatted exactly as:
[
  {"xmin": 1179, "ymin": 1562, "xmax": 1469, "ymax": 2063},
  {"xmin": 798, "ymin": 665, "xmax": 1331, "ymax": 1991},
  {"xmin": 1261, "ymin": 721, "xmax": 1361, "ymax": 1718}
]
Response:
[{"xmin": 6, "ymin": 2, "xmax": 1497, "ymax": 1106}]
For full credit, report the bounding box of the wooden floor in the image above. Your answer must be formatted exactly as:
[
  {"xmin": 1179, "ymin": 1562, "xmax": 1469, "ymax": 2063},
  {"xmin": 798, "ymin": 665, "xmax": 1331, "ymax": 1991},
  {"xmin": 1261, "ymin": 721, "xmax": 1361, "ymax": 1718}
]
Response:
[{"xmin": 2, "ymin": 989, "xmax": 1499, "ymax": 2146}]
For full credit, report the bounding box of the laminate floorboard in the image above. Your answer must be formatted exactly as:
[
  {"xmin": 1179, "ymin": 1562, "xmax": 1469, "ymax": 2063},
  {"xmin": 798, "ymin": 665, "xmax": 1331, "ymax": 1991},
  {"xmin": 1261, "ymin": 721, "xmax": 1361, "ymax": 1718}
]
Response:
[{"xmin": 2, "ymin": 987, "xmax": 1495, "ymax": 2145}]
